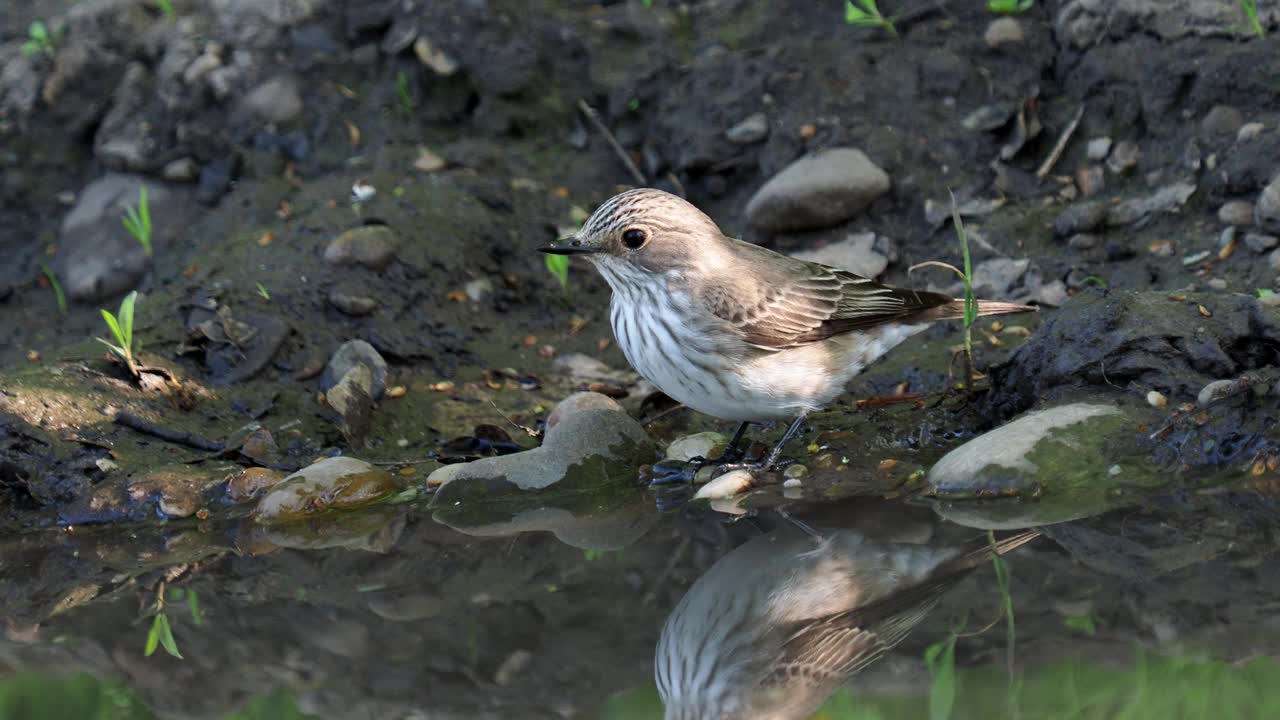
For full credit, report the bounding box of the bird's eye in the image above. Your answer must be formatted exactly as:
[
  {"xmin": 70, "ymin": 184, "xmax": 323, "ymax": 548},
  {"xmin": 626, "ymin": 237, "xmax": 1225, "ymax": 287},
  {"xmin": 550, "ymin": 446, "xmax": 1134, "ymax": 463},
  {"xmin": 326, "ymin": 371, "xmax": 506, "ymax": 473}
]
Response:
[{"xmin": 622, "ymin": 228, "xmax": 648, "ymax": 249}]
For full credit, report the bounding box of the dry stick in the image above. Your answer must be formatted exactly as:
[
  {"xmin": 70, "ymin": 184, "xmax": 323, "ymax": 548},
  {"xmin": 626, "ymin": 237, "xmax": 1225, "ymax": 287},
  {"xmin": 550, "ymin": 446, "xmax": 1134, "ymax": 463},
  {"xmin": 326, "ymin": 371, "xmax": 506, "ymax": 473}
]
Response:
[
  {"xmin": 577, "ymin": 98, "xmax": 647, "ymax": 186},
  {"xmin": 113, "ymin": 411, "xmax": 225, "ymax": 452},
  {"xmin": 1035, "ymin": 104, "xmax": 1086, "ymax": 180}
]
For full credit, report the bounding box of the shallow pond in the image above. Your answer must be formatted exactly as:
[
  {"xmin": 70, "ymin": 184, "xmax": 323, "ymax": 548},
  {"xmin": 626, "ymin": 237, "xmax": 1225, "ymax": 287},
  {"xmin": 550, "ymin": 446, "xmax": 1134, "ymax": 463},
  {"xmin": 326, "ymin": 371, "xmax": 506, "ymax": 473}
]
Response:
[{"xmin": 3, "ymin": 461, "xmax": 1279, "ymax": 719}]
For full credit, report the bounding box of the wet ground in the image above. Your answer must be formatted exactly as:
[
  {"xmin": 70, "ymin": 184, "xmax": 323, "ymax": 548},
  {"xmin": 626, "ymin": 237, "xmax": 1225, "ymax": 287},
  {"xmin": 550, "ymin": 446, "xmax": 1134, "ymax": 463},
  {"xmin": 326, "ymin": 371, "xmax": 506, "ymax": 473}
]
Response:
[
  {"xmin": 4, "ymin": 0, "xmax": 1280, "ymax": 716},
  {"xmin": 3, "ymin": 479, "xmax": 1280, "ymax": 719}
]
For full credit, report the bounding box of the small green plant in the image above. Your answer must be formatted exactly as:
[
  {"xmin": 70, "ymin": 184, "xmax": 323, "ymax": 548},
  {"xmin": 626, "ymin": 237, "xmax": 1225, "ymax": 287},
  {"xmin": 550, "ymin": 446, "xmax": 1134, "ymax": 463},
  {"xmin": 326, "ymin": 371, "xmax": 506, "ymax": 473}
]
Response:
[
  {"xmin": 1081, "ymin": 274, "xmax": 1108, "ymax": 288},
  {"xmin": 1238, "ymin": 0, "xmax": 1265, "ymax": 37},
  {"xmin": 1063, "ymin": 612, "xmax": 1098, "ymax": 636},
  {"xmin": 38, "ymin": 261, "xmax": 66, "ymax": 314},
  {"xmin": 121, "ymin": 187, "xmax": 153, "ymax": 256},
  {"xmin": 1258, "ymin": 288, "xmax": 1276, "ymax": 298},
  {"xmin": 98, "ymin": 291, "xmax": 139, "ymax": 377},
  {"xmin": 844, "ymin": 0, "xmax": 897, "ymax": 36},
  {"xmin": 987, "ymin": 0, "xmax": 1034, "ymax": 14},
  {"xmin": 395, "ymin": 71, "xmax": 414, "ymax": 116},
  {"xmin": 951, "ymin": 199, "xmax": 978, "ymax": 388},
  {"xmin": 256, "ymin": 283, "xmax": 271, "ymax": 300},
  {"xmin": 641, "ymin": 0, "xmax": 654, "ymax": 7},
  {"xmin": 155, "ymin": 0, "xmax": 176, "ymax": 18},
  {"xmin": 924, "ymin": 634, "xmax": 958, "ymax": 720},
  {"xmin": 545, "ymin": 252, "xmax": 570, "ymax": 291},
  {"xmin": 20, "ymin": 21, "xmax": 57, "ymax": 58},
  {"xmin": 989, "ymin": 532, "xmax": 1017, "ymax": 675},
  {"xmin": 145, "ymin": 612, "xmax": 181, "ymax": 659}
]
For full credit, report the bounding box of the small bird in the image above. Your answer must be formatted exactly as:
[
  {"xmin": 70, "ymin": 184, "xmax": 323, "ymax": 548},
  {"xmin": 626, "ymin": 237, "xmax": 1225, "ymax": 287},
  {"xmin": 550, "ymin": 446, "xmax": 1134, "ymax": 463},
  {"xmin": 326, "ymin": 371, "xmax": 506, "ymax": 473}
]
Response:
[
  {"xmin": 539, "ymin": 188, "xmax": 1034, "ymax": 470},
  {"xmin": 656, "ymin": 521, "xmax": 1040, "ymax": 720}
]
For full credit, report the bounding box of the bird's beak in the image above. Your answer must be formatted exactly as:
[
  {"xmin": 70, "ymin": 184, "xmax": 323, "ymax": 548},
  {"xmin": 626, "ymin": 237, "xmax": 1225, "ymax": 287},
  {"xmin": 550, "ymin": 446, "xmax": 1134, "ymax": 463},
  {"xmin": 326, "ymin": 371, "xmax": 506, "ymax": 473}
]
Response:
[{"xmin": 538, "ymin": 236, "xmax": 602, "ymax": 255}]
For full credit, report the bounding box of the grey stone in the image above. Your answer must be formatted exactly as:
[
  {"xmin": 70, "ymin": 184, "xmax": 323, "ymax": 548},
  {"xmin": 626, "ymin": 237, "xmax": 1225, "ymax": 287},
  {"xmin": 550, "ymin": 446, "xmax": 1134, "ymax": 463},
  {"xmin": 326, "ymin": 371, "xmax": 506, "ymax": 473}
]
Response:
[
  {"xmin": 1218, "ymin": 200, "xmax": 1255, "ymax": 226},
  {"xmin": 0, "ymin": 44, "xmax": 41, "ymax": 115},
  {"xmin": 1237, "ymin": 123, "xmax": 1265, "ymax": 143},
  {"xmin": 746, "ymin": 148, "xmax": 891, "ymax": 232},
  {"xmin": 324, "ymin": 226, "xmax": 398, "ymax": 270},
  {"xmin": 790, "ymin": 232, "xmax": 889, "ymax": 278},
  {"xmin": 1197, "ymin": 379, "xmax": 1238, "ymax": 406},
  {"xmin": 162, "ymin": 157, "xmax": 199, "ymax": 182},
  {"xmin": 242, "ymin": 75, "xmax": 303, "ymax": 124},
  {"xmin": 665, "ymin": 432, "xmax": 729, "ymax": 462},
  {"xmin": 984, "ymin": 18, "xmax": 1025, "ymax": 48},
  {"xmin": 1086, "ymin": 137, "xmax": 1112, "ymax": 161},
  {"xmin": 725, "ymin": 112, "xmax": 769, "ymax": 144},
  {"xmin": 427, "ymin": 392, "xmax": 653, "ymax": 493},
  {"xmin": 1067, "ymin": 233, "xmax": 1100, "ymax": 250},
  {"xmin": 322, "ymin": 340, "xmax": 389, "ymax": 400},
  {"xmin": 1201, "ymin": 105, "xmax": 1244, "ymax": 137},
  {"xmin": 256, "ymin": 457, "xmax": 402, "ymax": 524},
  {"xmin": 1107, "ymin": 140, "xmax": 1141, "ymax": 175},
  {"xmin": 551, "ymin": 354, "xmax": 637, "ymax": 387},
  {"xmin": 1257, "ymin": 175, "xmax": 1280, "ymax": 234},
  {"xmin": 328, "ymin": 286, "xmax": 378, "ymax": 316},
  {"xmin": 1244, "ymin": 233, "xmax": 1278, "ymax": 253}
]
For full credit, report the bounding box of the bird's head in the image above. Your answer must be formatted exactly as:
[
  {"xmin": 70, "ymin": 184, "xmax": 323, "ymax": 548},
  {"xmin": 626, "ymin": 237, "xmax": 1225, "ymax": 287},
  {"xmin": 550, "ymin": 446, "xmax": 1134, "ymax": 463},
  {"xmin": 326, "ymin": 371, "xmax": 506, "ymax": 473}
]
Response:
[{"xmin": 538, "ymin": 188, "xmax": 725, "ymax": 278}]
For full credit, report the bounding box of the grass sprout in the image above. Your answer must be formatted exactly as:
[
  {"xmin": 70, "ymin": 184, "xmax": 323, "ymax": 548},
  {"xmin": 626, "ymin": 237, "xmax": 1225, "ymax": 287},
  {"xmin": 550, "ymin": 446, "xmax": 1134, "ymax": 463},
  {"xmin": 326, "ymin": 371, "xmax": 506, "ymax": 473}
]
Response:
[
  {"xmin": 98, "ymin": 291, "xmax": 139, "ymax": 377},
  {"xmin": 20, "ymin": 21, "xmax": 57, "ymax": 58},
  {"xmin": 38, "ymin": 261, "xmax": 66, "ymax": 314},
  {"xmin": 950, "ymin": 194, "xmax": 978, "ymax": 389},
  {"xmin": 395, "ymin": 71, "xmax": 415, "ymax": 116},
  {"xmin": 256, "ymin": 283, "xmax": 271, "ymax": 300},
  {"xmin": 545, "ymin": 253, "xmax": 570, "ymax": 291},
  {"xmin": 156, "ymin": 0, "xmax": 176, "ymax": 18},
  {"xmin": 987, "ymin": 0, "xmax": 1034, "ymax": 14},
  {"xmin": 844, "ymin": 0, "xmax": 897, "ymax": 36},
  {"xmin": 122, "ymin": 187, "xmax": 153, "ymax": 256},
  {"xmin": 1238, "ymin": 0, "xmax": 1265, "ymax": 37}
]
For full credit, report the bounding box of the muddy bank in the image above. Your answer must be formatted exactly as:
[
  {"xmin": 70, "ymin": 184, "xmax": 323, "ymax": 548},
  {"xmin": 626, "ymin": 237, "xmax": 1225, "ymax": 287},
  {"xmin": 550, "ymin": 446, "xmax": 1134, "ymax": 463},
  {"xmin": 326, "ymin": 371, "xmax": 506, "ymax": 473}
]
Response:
[{"xmin": 0, "ymin": 0, "xmax": 1278, "ymax": 530}]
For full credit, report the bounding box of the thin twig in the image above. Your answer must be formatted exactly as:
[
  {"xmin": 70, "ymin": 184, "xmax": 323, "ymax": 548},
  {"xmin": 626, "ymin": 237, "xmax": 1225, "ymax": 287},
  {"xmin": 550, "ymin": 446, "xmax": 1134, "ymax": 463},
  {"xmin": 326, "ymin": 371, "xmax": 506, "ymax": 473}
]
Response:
[
  {"xmin": 1035, "ymin": 104, "xmax": 1085, "ymax": 180},
  {"xmin": 577, "ymin": 98, "xmax": 647, "ymax": 186},
  {"xmin": 114, "ymin": 411, "xmax": 225, "ymax": 452}
]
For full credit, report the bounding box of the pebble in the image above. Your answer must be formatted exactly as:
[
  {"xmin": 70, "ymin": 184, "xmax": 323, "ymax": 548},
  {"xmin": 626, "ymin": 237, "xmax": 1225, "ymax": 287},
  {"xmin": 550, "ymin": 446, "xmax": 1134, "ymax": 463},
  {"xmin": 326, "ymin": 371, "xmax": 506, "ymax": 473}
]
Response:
[
  {"xmin": 1207, "ymin": 278, "xmax": 1227, "ymax": 291},
  {"xmin": 414, "ymin": 147, "xmax": 446, "ymax": 172},
  {"xmin": 783, "ymin": 464, "xmax": 808, "ymax": 479},
  {"xmin": 1197, "ymin": 379, "xmax": 1237, "ymax": 407},
  {"xmin": 1146, "ymin": 390, "xmax": 1167, "ymax": 408},
  {"xmin": 242, "ymin": 75, "xmax": 304, "ymax": 125},
  {"xmin": 789, "ymin": 232, "xmax": 889, "ymax": 279},
  {"xmin": 324, "ymin": 225, "xmax": 398, "ymax": 270},
  {"xmin": 1270, "ymin": 249, "xmax": 1280, "ymax": 272},
  {"xmin": 665, "ymin": 432, "xmax": 728, "ymax": 463},
  {"xmin": 162, "ymin": 157, "xmax": 199, "ymax": 182},
  {"xmin": 745, "ymin": 148, "xmax": 890, "ymax": 232},
  {"xmin": 725, "ymin": 112, "xmax": 769, "ymax": 144},
  {"xmin": 1237, "ymin": 123, "xmax": 1264, "ymax": 143},
  {"xmin": 984, "ymin": 18, "xmax": 1025, "ymax": 48},
  {"xmin": 1086, "ymin": 137, "xmax": 1112, "ymax": 161},
  {"xmin": 1256, "ymin": 175, "xmax": 1280, "ymax": 234},
  {"xmin": 1218, "ymin": 201, "xmax": 1255, "ymax": 227},
  {"xmin": 782, "ymin": 477, "xmax": 803, "ymax": 489},
  {"xmin": 414, "ymin": 37, "xmax": 460, "ymax": 76},
  {"xmin": 1067, "ymin": 233, "xmax": 1100, "ymax": 250},
  {"xmin": 1200, "ymin": 105, "xmax": 1244, "ymax": 137},
  {"xmin": 327, "ymin": 286, "xmax": 378, "ymax": 316},
  {"xmin": 693, "ymin": 470, "xmax": 754, "ymax": 500},
  {"xmin": 1107, "ymin": 141, "xmax": 1141, "ymax": 175},
  {"xmin": 464, "ymin": 277, "xmax": 494, "ymax": 302},
  {"xmin": 1075, "ymin": 166, "xmax": 1105, "ymax": 197},
  {"xmin": 1244, "ymin": 233, "xmax": 1278, "ymax": 253},
  {"xmin": 494, "ymin": 650, "xmax": 534, "ymax": 686},
  {"xmin": 226, "ymin": 467, "xmax": 288, "ymax": 503},
  {"xmin": 322, "ymin": 340, "xmax": 389, "ymax": 400}
]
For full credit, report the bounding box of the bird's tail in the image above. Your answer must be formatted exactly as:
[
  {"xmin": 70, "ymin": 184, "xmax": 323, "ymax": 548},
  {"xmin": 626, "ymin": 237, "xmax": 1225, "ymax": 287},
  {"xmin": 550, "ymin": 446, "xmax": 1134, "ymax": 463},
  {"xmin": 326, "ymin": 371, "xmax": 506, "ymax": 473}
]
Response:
[{"xmin": 924, "ymin": 299, "xmax": 1038, "ymax": 322}]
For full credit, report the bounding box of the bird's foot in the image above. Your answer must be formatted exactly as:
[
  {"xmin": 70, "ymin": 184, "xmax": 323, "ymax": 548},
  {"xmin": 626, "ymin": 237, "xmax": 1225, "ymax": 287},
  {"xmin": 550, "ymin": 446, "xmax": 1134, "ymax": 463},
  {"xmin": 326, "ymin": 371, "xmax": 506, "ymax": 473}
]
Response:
[
  {"xmin": 710, "ymin": 456, "xmax": 795, "ymax": 476},
  {"xmin": 647, "ymin": 444, "xmax": 753, "ymax": 487}
]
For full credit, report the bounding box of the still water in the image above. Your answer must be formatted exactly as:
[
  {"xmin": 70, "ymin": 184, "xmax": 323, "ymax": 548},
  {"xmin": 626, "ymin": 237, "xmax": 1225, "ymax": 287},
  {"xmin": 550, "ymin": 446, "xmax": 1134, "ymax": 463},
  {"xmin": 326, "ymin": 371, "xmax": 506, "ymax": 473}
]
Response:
[{"xmin": 2, "ymin": 481, "xmax": 1279, "ymax": 719}]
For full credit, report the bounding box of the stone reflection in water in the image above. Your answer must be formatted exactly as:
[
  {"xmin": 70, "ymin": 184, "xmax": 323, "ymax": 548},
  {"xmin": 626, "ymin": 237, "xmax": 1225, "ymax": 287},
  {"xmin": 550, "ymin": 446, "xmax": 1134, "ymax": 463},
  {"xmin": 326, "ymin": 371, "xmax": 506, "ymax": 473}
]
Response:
[{"xmin": 654, "ymin": 517, "xmax": 1038, "ymax": 720}]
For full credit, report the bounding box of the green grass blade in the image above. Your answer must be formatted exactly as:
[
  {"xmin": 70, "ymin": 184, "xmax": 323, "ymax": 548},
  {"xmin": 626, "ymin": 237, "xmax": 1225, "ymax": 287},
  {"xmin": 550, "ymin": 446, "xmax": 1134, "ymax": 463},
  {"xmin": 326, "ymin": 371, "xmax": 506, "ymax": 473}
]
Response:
[
  {"xmin": 187, "ymin": 590, "xmax": 203, "ymax": 626},
  {"xmin": 545, "ymin": 252, "xmax": 569, "ymax": 290},
  {"xmin": 100, "ymin": 309, "xmax": 124, "ymax": 347},
  {"xmin": 144, "ymin": 615, "xmax": 162, "ymax": 656},
  {"xmin": 119, "ymin": 291, "xmax": 136, "ymax": 351},
  {"xmin": 139, "ymin": 187, "xmax": 151, "ymax": 237},
  {"xmin": 156, "ymin": 613, "xmax": 182, "ymax": 659},
  {"xmin": 925, "ymin": 635, "xmax": 957, "ymax": 720}
]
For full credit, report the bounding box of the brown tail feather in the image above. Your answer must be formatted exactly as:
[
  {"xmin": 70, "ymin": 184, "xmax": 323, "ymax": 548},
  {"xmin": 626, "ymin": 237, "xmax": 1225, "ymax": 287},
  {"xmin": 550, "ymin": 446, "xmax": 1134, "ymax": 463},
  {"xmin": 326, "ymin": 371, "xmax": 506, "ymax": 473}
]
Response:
[{"xmin": 921, "ymin": 299, "xmax": 1038, "ymax": 322}]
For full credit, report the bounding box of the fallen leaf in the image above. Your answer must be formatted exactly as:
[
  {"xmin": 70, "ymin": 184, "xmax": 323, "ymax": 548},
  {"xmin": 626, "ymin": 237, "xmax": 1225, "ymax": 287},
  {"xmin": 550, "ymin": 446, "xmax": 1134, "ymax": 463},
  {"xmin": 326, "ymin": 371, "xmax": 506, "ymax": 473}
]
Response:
[{"xmin": 344, "ymin": 119, "xmax": 361, "ymax": 146}]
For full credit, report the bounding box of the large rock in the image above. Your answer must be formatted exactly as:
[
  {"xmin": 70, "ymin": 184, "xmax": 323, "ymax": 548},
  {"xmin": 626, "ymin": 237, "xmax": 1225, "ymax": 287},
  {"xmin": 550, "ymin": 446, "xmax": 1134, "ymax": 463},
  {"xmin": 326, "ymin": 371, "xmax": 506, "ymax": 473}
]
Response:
[
  {"xmin": 428, "ymin": 392, "xmax": 653, "ymax": 498},
  {"xmin": 56, "ymin": 173, "xmax": 192, "ymax": 302},
  {"xmin": 985, "ymin": 291, "xmax": 1280, "ymax": 418},
  {"xmin": 746, "ymin": 148, "xmax": 891, "ymax": 232}
]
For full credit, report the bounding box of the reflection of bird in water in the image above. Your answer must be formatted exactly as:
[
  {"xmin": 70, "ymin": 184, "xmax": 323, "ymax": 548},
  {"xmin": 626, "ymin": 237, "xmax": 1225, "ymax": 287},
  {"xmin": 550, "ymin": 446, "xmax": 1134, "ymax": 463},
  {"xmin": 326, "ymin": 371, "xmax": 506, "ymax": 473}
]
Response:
[{"xmin": 655, "ymin": 523, "xmax": 1038, "ymax": 720}]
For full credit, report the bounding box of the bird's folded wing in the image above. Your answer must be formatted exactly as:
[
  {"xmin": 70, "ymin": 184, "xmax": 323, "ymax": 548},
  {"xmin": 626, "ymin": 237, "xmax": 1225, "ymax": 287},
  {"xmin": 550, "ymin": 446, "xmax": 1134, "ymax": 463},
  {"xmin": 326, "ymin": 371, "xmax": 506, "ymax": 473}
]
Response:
[{"xmin": 701, "ymin": 246, "xmax": 954, "ymax": 349}]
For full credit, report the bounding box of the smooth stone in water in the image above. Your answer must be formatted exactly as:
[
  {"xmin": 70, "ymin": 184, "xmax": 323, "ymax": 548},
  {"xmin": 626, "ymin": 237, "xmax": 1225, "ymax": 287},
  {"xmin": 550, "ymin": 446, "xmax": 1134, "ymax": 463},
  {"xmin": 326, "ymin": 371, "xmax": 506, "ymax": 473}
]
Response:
[
  {"xmin": 665, "ymin": 432, "xmax": 729, "ymax": 462},
  {"xmin": 928, "ymin": 403, "xmax": 1131, "ymax": 499},
  {"xmin": 1244, "ymin": 233, "xmax": 1278, "ymax": 253},
  {"xmin": 694, "ymin": 469, "xmax": 755, "ymax": 500},
  {"xmin": 324, "ymin": 226, "xmax": 398, "ymax": 270},
  {"xmin": 226, "ymin": 467, "xmax": 288, "ymax": 504},
  {"xmin": 327, "ymin": 286, "xmax": 378, "ymax": 316},
  {"xmin": 255, "ymin": 457, "xmax": 402, "ymax": 524},
  {"xmin": 746, "ymin": 148, "xmax": 891, "ymax": 232},
  {"xmin": 1197, "ymin": 379, "xmax": 1238, "ymax": 407}
]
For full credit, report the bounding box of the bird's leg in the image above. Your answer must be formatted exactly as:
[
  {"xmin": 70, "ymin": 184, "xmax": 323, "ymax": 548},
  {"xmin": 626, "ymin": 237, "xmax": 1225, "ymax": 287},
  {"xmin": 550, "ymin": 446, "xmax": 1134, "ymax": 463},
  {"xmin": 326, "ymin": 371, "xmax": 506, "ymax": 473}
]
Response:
[
  {"xmin": 717, "ymin": 421, "xmax": 752, "ymax": 463},
  {"xmin": 716, "ymin": 412, "xmax": 809, "ymax": 473},
  {"xmin": 650, "ymin": 421, "xmax": 753, "ymax": 487}
]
